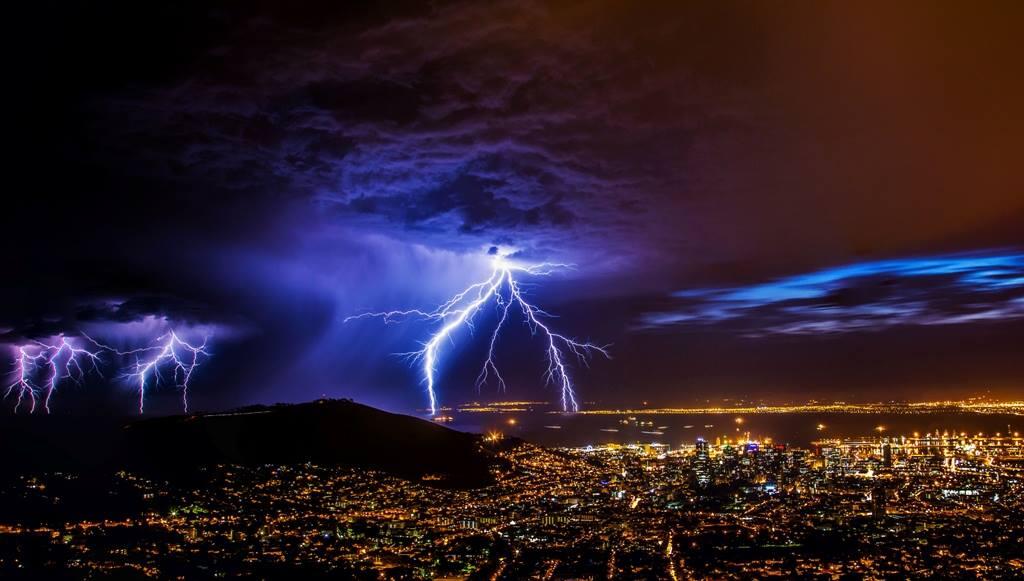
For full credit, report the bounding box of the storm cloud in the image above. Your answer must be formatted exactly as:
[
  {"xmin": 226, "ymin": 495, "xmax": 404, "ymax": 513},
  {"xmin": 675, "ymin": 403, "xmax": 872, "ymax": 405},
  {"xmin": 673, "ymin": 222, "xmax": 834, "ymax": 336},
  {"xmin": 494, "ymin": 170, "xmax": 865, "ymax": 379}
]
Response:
[{"xmin": 5, "ymin": 1, "xmax": 1024, "ymax": 411}]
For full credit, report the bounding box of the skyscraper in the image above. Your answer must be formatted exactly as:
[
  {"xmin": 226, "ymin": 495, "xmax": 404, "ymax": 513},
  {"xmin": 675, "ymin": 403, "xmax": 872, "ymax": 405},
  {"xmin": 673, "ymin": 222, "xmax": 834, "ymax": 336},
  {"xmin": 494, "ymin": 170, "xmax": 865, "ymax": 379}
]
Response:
[{"xmin": 694, "ymin": 438, "xmax": 711, "ymax": 487}]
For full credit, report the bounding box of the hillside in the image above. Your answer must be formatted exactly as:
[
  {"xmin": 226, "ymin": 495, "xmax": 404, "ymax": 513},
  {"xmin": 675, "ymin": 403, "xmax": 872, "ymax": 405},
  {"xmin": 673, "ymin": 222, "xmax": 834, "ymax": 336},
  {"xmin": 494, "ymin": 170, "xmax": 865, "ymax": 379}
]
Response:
[{"xmin": 1, "ymin": 399, "xmax": 497, "ymax": 488}]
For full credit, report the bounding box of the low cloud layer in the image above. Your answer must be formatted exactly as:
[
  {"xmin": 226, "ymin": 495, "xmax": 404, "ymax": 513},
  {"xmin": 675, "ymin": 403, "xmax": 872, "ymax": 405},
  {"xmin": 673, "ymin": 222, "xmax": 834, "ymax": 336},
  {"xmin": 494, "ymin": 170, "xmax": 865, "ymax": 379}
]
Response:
[{"xmin": 643, "ymin": 251, "xmax": 1024, "ymax": 336}]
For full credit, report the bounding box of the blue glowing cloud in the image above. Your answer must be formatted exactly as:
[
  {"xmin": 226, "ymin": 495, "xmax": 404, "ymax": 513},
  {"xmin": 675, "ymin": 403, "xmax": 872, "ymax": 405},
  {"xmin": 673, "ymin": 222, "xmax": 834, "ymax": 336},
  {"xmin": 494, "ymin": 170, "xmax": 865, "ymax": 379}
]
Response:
[{"xmin": 642, "ymin": 250, "xmax": 1024, "ymax": 335}]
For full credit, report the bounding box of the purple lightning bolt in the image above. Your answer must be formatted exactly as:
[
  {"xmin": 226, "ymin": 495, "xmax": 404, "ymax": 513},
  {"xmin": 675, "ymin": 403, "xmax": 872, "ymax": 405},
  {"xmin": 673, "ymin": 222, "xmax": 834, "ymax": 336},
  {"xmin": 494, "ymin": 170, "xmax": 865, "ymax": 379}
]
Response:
[
  {"xmin": 111, "ymin": 331, "xmax": 210, "ymax": 414},
  {"xmin": 5, "ymin": 336, "xmax": 104, "ymax": 414},
  {"xmin": 347, "ymin": 256, "xmax": 609, "ymax": 414}
]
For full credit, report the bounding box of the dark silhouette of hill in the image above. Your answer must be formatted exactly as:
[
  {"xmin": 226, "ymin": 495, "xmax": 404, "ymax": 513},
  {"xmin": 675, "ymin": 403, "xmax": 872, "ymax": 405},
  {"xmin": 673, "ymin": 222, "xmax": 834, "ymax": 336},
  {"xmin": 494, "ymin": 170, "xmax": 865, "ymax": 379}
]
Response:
[
  {"xmin": 119, "ymin": 399, "xmax": 495, "ymax": 487},
  {"xmin": 0, "ymin": 399, "xmax": 497, "ymax": 488}
]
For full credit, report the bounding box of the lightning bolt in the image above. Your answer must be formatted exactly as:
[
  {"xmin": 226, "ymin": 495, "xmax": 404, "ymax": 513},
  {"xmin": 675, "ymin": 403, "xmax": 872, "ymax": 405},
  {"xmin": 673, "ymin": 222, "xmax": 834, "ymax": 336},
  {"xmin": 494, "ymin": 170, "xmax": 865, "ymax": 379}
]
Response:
[
  {"xmin": 347, "ymin": 256, "xmax": 609, "ymax": 415},
  {"xmin": 109, "ymin": 331, "xmax": 210, "ymax": 414},
  {"xmin": 5, "ymin": 336, "xmax": 104, "ymax": 414},
  {"xmin": 4, "ymin": 330, "xmax": 212, "ymax": 415}
]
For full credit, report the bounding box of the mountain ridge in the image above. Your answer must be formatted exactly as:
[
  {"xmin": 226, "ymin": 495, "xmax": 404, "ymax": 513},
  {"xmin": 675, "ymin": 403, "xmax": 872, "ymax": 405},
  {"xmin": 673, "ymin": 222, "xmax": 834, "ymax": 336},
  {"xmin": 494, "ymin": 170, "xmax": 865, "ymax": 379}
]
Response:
[{"xmin": 1, "ymin": 399, "xmax": 499, "ymax": 488}]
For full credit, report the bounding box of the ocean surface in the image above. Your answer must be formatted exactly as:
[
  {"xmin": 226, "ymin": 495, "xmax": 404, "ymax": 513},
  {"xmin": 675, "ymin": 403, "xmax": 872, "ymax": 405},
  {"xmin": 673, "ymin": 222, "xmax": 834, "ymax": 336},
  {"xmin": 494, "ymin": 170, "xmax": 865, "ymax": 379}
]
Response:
[{"xmin": 446, "ymin": 410, "xmax": 1023, "ymax": 448}]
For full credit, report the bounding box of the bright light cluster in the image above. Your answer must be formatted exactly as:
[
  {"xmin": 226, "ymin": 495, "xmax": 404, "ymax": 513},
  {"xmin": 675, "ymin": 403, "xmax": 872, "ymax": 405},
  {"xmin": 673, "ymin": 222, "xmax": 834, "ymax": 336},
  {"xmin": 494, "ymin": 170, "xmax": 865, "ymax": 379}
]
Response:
[
  {"xmin": 5, "ymin": 332, "xmax": 210, "ymax": 414},
  {"xmin": 347, "ymin": 256, "xmax": 608, "ymax": 415}
]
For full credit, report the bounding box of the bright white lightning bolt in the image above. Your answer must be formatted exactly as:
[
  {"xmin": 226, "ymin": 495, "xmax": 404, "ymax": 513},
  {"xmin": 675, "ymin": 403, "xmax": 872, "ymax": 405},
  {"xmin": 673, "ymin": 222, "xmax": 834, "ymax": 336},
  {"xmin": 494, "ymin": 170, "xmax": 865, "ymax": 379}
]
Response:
[
  {"xmin": 103, "ymin": 331, "xmax": 210, "ymax": 414},
  {"xmin": 347, "ymin": 257, "xmax": 609, "ymax": 415},
  {"xmin": 5, "ymin": 336, "xmax": 104, "ymax": 414}
]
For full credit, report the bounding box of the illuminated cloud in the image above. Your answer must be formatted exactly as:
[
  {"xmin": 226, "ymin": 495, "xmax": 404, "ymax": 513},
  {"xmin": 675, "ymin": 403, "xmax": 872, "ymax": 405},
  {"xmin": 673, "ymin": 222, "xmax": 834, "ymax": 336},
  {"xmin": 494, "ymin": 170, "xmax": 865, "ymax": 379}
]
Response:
[
  {"xmin": 642, "ymin": 251, "xmax": 1024, "ymax": 335},
  {"xmin": 7, "ymin": 2, "xmax": 1024, "ymax": 407},
  {"xmin": 1, "ymin": 296, "xmax": 248, "ymax": 413}
]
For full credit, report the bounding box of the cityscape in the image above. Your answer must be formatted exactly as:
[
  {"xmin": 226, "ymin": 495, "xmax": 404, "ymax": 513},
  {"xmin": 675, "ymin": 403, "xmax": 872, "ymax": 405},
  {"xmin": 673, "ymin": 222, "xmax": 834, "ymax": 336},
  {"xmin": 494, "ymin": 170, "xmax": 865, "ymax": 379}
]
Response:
[
  {"xmin": 2, "ymin": 404, "xmax": 1022, "ymax": 579},
  {"xmin": 6, "ymin": 1, "xmax": 1024, "ymax": 579}
]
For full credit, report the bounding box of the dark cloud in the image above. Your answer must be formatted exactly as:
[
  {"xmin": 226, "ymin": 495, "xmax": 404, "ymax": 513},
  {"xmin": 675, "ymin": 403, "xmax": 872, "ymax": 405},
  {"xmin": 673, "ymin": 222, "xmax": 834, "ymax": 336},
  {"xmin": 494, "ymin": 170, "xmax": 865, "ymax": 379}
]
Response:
[
  {"xmin": 305, "ymin": 78, "xmax": 422, "ymax": 125},
  {"xmin": 0, "ymin": 291, "xmax": 247, "ymax": 347},
  {"xmin": 343, "ymin": 174, "xmax": 574, "ymax": 234},
  {"xmin": 76, "ymin": 296, "xmax": 225, "ymax": 327},
  {"xmin": 26, "ymin": 1, "xmax": 758, "ymax": 266},
  {"xmin": 5, "ymin": 1, "xmax": 1024, "ymax": 410},
  {"xmin": 27, "ymin": 1, "xmax": 1022, "ymax": 271}
]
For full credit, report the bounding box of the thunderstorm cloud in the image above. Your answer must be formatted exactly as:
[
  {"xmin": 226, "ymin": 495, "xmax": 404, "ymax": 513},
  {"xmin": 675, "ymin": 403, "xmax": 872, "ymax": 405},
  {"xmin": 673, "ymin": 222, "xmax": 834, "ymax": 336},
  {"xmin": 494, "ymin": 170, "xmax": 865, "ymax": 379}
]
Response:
[{"xmin": 6, "ymin": 1, "xmax": 1024, "ymax": 409}]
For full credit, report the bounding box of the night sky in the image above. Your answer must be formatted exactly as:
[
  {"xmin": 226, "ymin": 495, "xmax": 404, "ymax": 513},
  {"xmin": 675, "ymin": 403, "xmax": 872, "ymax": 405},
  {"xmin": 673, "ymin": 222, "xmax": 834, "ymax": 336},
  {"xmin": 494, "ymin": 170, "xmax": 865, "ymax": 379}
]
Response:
[{"xmin": 6, "ymin": 1, "xmax": 1024, "ymax": 415}]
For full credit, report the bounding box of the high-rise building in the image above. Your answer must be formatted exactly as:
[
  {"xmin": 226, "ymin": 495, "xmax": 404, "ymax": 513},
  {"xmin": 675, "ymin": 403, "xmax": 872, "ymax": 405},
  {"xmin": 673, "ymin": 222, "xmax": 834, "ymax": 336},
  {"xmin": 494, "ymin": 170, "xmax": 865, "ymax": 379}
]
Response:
[
  {"xmin": 822, "ymin": 446, "xmax": 842, "ymax": 477},
  {"xmin": 790, "ymin": 449, "xmax": 808, "ymax": 475},
  {"xmin": 871, "ymin": 486, "xmax": 887, "ymax": 518},
  {"xmin": 694, "ymin": 438, "xmax": 711, "ymax": 487}
]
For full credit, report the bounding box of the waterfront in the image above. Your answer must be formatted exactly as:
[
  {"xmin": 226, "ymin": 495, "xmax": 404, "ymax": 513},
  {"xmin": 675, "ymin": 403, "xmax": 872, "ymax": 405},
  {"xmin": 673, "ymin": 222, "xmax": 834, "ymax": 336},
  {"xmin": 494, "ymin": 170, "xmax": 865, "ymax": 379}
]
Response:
[{"xmin": 448, "ymin": 409, "xmax": 1024, "ymax": 448}]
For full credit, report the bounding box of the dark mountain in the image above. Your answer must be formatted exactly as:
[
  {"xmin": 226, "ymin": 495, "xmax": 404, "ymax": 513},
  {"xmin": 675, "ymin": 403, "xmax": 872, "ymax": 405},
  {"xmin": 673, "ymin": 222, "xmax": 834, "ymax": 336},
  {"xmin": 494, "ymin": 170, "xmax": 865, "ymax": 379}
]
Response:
[
  {"xmin": 0, "ymin": 399, "xmax": 497, "ymax": 488},
  {"xmin": 120, "ymin": 399, "xmax": 495, "ymax": 487}
]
